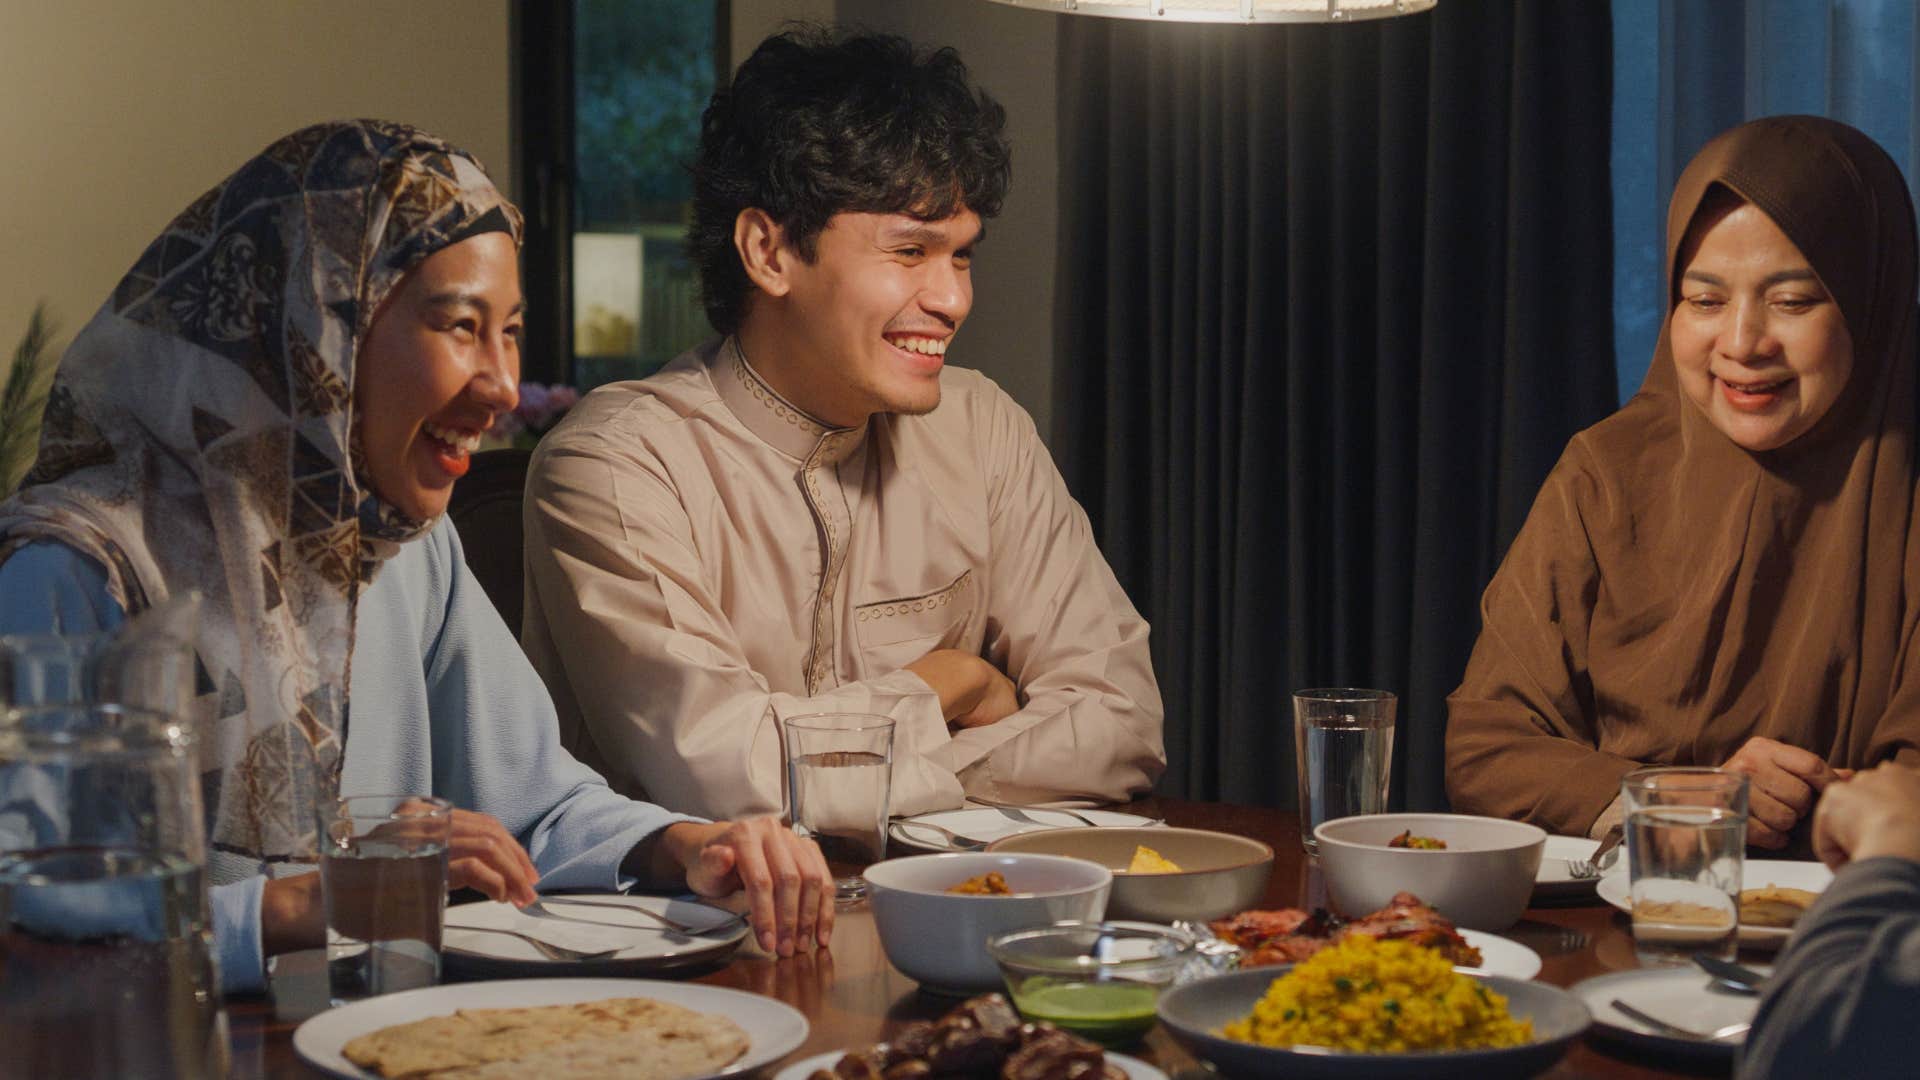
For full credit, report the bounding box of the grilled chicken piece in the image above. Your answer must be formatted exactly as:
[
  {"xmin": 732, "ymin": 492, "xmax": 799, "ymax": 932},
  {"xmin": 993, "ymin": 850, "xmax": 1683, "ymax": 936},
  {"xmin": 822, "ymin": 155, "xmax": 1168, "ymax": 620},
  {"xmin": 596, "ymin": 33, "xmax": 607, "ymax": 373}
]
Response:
[
  {"xmin": 1339, "ymin": 891, "xmax": 1483, "ymax": 967},
  {"xmin": 1208, "ymin": 906, "xmax": 1313, "ymax": 948}
]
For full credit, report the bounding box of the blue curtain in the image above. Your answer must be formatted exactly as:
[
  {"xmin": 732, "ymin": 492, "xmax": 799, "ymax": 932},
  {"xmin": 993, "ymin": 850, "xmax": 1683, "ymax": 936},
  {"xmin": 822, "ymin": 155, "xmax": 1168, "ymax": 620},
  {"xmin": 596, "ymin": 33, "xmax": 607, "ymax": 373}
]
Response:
[{"xmin": 1611, "ymin": 0, "xmax": 1920, "ymax": 403}]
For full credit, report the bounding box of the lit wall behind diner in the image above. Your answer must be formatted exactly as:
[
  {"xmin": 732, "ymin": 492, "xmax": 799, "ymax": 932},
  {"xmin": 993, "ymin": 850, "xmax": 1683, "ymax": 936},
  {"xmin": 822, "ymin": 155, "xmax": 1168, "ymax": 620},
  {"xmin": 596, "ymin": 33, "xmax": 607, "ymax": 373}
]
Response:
[{"xmin": 0, "ymin": 0, "xmax": 512, "ymax": 363}]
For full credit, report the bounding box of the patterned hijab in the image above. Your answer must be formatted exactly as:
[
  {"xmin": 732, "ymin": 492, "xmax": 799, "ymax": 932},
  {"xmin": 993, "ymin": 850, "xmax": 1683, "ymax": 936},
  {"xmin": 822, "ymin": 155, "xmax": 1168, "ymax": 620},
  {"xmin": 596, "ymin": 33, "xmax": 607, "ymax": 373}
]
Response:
[{"xmin": 0, "ymin": 121, "xmax": 522, "ymax": 866}]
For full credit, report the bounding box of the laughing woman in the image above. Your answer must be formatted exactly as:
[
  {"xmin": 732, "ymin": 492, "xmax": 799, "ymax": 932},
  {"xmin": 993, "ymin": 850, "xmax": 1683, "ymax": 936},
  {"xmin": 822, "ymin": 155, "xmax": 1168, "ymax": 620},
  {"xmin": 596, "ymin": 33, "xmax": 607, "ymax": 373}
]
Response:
[
  {"xmin": 1447, "ymin": 116, "xmax": 1920, "ymax": 850},
  {"xmin": 0, "ymin": 122, "xmax": 833, "ymax": 992}
]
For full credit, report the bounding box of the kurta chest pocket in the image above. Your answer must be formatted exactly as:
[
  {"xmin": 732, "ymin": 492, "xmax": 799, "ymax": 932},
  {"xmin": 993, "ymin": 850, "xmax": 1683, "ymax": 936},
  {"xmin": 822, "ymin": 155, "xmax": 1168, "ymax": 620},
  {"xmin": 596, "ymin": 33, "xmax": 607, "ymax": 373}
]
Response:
[{"xmin": 853, "ymin": 570, "xmax": 975, "ymax": 650}]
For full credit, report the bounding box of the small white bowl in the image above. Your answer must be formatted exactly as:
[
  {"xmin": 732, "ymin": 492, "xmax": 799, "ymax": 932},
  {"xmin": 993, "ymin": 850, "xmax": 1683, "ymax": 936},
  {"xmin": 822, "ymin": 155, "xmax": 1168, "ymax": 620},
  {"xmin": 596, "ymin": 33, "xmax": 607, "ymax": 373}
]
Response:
[
  {"xmin": 863, "ymin": 853, "xmax": 1112, "ymax": 994},
  {"xmin": 1314, "ymin": 813, "xmax": 1546, "ymax": 931}
]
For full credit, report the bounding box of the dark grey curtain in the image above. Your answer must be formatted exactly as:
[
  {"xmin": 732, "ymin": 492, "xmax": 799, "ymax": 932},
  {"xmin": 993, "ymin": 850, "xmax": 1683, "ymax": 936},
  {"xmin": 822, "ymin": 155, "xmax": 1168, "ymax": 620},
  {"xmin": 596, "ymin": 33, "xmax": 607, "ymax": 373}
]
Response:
[{"xmin": 1054, "ymin": 0, "xmax": 1616, "ymax": 812}]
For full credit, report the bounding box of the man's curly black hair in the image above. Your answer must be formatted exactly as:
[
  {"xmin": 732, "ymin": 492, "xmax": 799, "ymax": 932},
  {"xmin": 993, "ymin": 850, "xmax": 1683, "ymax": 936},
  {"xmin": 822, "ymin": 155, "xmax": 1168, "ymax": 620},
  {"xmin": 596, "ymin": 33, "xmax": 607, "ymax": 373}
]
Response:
[{"xmin": 688, "ymin": 27, "xmax": 1012, "ymax": 336}]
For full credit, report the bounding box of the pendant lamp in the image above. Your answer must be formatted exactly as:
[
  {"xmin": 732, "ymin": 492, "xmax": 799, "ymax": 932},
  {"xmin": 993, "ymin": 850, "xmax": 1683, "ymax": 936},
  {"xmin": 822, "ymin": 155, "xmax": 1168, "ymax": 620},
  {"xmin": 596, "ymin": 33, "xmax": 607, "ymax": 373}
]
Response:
[{"xmin": 982, "ymin": 0, "xmax": 1435, "ymax": 23}]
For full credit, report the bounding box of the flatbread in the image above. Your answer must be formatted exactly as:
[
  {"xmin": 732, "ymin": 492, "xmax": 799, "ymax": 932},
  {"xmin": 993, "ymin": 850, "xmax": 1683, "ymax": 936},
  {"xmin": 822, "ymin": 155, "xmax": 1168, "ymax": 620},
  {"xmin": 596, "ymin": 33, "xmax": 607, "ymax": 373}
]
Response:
[
  {"xmin": 1739, "ymin": 885, "xmax": 1820, "ymax": 929},
  {"xmin": 341, "ymin": 996, "xmax": 750, "ymax": 1079}
]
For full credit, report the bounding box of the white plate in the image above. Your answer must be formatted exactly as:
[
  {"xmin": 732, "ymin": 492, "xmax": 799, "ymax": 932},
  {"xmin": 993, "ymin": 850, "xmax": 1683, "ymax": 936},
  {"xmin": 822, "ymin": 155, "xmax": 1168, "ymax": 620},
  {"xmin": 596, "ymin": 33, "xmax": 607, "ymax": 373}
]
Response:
[
  {"xmin": 772, "ymin": 1048, "xmax": 1168, "ymax": 1080},
  {"xmin": 442, "ymin": 894, "xmax": 748, "ymax": 975},
  {"xmin": 890, "ymin": 807, "xmax": 1163, "ymax": 853},
  {"xmin": 1457, "ymin": 929, "xmax": 1543, "ymax": 980},
  {"xmin": 1534, "ymin": 835, "xmax": 1603, "ymax": 892},
  {"xmin": 293, "ymin": 977, "xmax": 807, "ymax": 1079},
  {"xmin": 1570, "ymin": 966, "xmax": 1764, "ymax": 1063},
  {"xmin": 1596, "ymin": 859, "xmax": 1831, "ymax": 949}
]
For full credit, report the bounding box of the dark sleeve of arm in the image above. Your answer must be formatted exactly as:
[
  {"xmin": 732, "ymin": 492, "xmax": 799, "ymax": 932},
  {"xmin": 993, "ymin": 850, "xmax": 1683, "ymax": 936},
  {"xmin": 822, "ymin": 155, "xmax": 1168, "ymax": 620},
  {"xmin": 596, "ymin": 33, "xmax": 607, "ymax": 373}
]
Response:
[
  {"xmin": 1738, "ymin": 857, "xmax": 1920, "ymax": 1080},
  {"xmin": 1444, "ymin": 443, "xmax": 1640, "ymax": 835}
]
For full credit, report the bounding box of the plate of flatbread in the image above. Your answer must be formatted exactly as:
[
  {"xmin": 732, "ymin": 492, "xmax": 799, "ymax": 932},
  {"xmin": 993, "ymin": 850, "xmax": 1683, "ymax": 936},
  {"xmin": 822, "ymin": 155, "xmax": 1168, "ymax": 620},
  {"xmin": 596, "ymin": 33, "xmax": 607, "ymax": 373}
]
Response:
[
  {"xmin": 891, "ymin": 808, "xmax": 1163, "ymax": 853},
  {"xmin": 293, "ymin": 978, "xmax": 808, "ymax": 1079},
  {"xmin": 1597, "ymin": 859, "xmax": 1831, "ymax": 949}
]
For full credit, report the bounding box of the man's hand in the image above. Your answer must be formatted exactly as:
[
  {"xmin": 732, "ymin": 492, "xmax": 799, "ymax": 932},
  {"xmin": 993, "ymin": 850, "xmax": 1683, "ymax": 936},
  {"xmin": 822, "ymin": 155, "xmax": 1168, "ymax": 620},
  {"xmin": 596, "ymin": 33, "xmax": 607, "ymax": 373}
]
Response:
[
  {"xmin": 662, "ymin": 818, "xmax": 835, "ymax": 957},
  {"xmin": 1722, "ymin": 736, "xmax": 1844, "ymax": 850},
  {"xmin": 906, "ymin": 649, "xmax": 1021, "ymax": 730},
  {"xmin": 1811, "ymin": 763, "xmax": 1920, "ymax": 870}
]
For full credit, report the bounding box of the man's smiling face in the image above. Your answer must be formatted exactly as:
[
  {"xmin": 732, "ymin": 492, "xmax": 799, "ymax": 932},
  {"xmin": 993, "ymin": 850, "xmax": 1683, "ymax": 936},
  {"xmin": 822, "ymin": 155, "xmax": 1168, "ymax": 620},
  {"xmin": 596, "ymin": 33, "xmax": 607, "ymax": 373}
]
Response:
[{"xmin": 774, "ymin": 209, "xmax": 981, "ymax": 427}]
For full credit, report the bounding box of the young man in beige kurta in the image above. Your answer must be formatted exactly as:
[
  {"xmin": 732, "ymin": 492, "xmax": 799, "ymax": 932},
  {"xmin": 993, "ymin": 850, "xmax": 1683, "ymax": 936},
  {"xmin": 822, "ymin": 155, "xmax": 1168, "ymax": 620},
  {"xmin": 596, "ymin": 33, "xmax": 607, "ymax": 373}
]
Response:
[{"xmin": 520, "ymin": 30, "xmax": 1165, "ymax": 820}]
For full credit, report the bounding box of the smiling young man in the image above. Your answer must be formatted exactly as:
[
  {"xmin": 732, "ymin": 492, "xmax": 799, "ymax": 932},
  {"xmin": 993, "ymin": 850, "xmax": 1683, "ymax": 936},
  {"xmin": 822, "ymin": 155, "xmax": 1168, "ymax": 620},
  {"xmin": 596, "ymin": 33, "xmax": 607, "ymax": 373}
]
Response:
[{"xmin": 521, "ymin": 29, "xmax": 1166, "ymax": 820}]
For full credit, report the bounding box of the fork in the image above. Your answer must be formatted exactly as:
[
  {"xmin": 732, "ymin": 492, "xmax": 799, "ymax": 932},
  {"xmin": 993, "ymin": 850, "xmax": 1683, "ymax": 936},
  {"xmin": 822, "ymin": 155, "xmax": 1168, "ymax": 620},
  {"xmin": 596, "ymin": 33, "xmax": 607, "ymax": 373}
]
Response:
[
  {"xmin": 1566, "ymin": 823, "xmax": 1626, "ymax": 879},
  {"xmin": 966, "ymin": 797, "xmax": 1104, "ymax": 828},
  {"xmin": 1610, "ymin": 999, "xmax": 1751, "ymax": 1043},
  {"xmin": 450, "ymin": 924, "xmax": 623, "ymax": 962},
  {"xmin": 531, "ymin": 896, "xmax": 747, "ymax": 936},
  {"xmin": 891, "ymin": 818, "xmax": 992, "ymax": 850}
]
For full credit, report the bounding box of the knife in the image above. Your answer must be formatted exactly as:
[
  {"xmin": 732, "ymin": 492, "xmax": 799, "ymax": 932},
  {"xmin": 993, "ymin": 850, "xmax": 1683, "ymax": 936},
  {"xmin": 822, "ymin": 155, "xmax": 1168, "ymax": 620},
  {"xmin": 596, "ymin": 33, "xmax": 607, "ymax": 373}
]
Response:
[{"xmin": 1693, "ymin": 952, "xmax": 1768, "ymax": 995}]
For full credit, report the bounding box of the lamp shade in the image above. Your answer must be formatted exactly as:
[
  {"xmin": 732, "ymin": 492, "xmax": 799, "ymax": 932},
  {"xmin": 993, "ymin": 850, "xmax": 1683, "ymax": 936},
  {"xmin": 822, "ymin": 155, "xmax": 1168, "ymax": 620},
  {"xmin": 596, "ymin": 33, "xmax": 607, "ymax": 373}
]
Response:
[{"xmin": 982, "ymin": 0, "xmax": 1436, "ymax": 22}]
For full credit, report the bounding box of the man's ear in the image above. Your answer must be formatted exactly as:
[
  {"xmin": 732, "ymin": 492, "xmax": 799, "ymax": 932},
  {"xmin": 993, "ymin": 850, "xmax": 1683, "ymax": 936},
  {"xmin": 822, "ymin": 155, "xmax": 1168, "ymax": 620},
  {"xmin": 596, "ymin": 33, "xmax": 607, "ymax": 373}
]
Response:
[{"xmin": 734, "ymin": 208, "xmax": 792, "ymax": 298}]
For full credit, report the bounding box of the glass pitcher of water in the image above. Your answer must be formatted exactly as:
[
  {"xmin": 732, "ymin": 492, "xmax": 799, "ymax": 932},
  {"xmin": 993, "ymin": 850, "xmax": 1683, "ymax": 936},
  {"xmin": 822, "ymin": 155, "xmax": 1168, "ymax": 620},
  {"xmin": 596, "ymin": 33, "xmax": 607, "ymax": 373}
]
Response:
[{"xmin": 0, "ymin": 631, "xmax": 228, "ymax": 1077}]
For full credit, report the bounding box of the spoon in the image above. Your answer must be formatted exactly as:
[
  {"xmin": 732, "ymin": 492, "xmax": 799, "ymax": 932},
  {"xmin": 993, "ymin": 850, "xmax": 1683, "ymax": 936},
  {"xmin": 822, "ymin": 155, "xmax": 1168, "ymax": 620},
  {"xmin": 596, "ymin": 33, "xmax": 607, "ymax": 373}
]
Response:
[{"xmin": 1693, "ymin": 952, "xmax": 1768, "ymax": 995}]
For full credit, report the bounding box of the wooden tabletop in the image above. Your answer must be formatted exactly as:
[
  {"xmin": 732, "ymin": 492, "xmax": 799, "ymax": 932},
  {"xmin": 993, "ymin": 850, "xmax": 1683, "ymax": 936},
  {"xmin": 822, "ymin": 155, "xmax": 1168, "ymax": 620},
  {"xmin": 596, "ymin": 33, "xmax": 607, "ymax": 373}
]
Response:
[{"xmin": 227, "ymin": 798, "xmax": 1723, "ymax": 1078}]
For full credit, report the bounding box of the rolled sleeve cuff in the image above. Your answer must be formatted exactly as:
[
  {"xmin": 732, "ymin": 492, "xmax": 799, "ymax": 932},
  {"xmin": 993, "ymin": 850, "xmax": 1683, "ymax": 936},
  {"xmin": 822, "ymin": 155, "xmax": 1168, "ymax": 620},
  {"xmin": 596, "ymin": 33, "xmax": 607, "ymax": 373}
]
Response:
[{"xmin": 211, "ymin": 877, "xmax": 266, "ymax": 996}]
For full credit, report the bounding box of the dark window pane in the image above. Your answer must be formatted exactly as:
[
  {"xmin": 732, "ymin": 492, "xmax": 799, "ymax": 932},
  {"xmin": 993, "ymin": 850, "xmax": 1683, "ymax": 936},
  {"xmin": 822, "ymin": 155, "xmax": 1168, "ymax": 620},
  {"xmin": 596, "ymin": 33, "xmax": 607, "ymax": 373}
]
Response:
[{"xmin": 572, "ymin": 0, "xmax": 717, "ymax": 387}]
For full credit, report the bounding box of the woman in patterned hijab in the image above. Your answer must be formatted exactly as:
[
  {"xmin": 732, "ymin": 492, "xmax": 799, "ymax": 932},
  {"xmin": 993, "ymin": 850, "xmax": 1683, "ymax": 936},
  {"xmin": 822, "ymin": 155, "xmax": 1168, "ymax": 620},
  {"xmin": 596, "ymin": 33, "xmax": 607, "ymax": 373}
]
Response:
[
  {"xmin": 0, "ymin": 122, "xmax": 836, "ymax": 969},
  {"xmin": 1, "ymin": 121, "xmax": 511, "ymax": 863}
]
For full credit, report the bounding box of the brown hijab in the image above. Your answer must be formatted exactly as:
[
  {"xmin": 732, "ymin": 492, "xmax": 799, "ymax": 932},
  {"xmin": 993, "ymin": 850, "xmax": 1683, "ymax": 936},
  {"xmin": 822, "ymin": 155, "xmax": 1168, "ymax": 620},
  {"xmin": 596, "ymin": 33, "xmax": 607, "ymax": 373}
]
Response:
[{"xmin": 1446, "ymin": 116, "xmax": 1920, "ymax": 836}]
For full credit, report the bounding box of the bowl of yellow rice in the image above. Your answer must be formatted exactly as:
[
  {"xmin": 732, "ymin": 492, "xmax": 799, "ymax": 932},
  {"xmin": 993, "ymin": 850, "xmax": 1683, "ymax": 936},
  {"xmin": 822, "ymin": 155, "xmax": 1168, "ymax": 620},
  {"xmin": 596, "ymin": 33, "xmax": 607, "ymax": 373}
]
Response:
[{"xmin": 1157, "ymin": 936, "xmax": 1589, "ymax": 1079}]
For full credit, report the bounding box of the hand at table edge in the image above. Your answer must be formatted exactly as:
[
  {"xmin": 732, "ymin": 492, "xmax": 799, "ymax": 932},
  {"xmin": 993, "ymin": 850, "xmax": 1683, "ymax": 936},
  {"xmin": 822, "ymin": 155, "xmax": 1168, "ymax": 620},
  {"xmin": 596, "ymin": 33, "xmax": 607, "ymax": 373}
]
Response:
[{"xmin": 660, "ymin": 818, "xmax": 835, "ymax": 957}]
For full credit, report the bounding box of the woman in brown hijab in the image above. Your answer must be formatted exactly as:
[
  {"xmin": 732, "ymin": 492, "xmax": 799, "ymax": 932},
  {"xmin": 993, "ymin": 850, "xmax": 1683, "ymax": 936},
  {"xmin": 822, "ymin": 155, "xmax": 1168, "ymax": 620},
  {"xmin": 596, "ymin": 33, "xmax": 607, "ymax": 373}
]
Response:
[{"xmin": 1447, "ymin": 115, "xmax": 1920, "ymax": 850}]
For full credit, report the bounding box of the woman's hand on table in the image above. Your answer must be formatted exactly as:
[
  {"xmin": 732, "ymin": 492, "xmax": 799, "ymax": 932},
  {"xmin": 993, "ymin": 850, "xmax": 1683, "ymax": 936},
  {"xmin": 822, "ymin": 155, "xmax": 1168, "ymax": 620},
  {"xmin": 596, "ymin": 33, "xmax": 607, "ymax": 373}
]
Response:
[
  {"xmin": 1723, "ymin": 736, "xmax": 1846, "ymax": 849},
  {"xmin": 661, "ymin": 818, "xmax": 834, "ymax": 957},
  {"xmin": 1811, "ymin": 763, "xmax": 1920, "ymax": 869},
  {"xmin": 444, "ymin": 809, "xmax": 540, "ymax": 906},
  {"xmin": 258, "ymin": 809, "xmax": 538, "ymax": 957}
]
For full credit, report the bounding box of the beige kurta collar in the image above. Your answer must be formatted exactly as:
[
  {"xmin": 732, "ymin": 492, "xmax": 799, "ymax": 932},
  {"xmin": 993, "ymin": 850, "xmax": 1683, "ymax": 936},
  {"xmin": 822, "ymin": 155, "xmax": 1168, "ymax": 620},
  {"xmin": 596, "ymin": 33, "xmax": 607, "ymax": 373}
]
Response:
[{"xmin": 715, "ymin": 337, "xmax": 865, "ymax": 467}]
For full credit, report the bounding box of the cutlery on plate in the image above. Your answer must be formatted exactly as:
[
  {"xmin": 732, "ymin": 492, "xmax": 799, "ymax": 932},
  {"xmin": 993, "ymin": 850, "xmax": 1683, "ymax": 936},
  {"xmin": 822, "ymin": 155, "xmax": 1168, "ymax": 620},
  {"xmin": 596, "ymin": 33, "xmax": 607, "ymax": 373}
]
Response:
[
  {"xmin": 448, "ymin": 924, "xmax": 622, "ymax": 962},
  {"xmin": 1693, "ymin": 953, "xmax": 1768, "ymax": 995},
  {"xmin": 966, "ymin": 797, "xmax": 1104, "ymax": 828},
  {"xmin": 891, "ymin": 818, "xmax": 992, "ymax": 850},
  {"xmin": 532, "ymin": 896, "xmax": 746, "ymax": 936},
  {"xmin": 1609, "ymin": 999, "xmax": 1751, "ymax": 1043},
  {"xmin": 1566, "ymin": 823, "xmax": 1626, "ymax": 879}
]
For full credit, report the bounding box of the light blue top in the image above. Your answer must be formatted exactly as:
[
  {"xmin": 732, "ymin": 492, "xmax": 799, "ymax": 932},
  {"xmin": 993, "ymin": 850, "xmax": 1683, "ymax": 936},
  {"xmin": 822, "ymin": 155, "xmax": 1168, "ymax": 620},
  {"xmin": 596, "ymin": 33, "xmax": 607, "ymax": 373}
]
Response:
[{"xmin": 0, "ymin": 519, "xmax": 701, "ymax": 993}]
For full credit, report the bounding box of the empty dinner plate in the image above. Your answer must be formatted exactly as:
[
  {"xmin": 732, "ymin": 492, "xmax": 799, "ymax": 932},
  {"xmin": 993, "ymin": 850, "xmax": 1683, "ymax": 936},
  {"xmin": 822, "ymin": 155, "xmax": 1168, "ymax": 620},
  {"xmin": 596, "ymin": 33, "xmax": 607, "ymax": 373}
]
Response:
[
  {"xmin": 442, "ymin": 894, "xmax": 749, "ymax": 977},
  {"xmin": 1570, "ymin": 966, "xmax": 1766, "ymax": 1064},
  {"xmin": 890, "ymin": 807, "xmax": 1162, "ymax": 853}
]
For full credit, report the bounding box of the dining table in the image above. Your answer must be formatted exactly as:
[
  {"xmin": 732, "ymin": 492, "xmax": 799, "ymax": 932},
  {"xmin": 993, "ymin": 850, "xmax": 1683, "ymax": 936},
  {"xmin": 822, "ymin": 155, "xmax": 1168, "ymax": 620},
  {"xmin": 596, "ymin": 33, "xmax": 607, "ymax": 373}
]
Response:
[{"xmin": 226, "ymin": 797, "xmax": 1738, "ymax": 1079}]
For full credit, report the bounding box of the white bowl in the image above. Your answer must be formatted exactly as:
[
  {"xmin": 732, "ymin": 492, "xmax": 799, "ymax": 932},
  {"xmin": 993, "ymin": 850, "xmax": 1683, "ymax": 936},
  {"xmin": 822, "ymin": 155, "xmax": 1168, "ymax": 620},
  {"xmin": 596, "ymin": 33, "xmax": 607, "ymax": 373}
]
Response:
[
  {"xmin": 1314, "ymin": 813, "xmax": 1546, "ymax": 931},
  {"xmin": 986, "ymin": 826, "xmax": 1273, "ymax": 922},
  {"xmin": 863, "ymin": 853, "xmax": 1112, "ymax": 994}
]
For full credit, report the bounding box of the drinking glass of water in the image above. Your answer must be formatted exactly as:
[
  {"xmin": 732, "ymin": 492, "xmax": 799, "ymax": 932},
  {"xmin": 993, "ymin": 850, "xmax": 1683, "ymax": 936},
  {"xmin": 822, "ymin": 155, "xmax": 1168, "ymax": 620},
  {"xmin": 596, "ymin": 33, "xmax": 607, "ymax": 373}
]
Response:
[
  {"xmin": 1292, "ymin": 689, "xmax": 1396, "ymax": 854},
  {"xmin": 782, "ymin": 713, "xmax": 894, "ymax": 903},
  {"xmin": 0, "ymin": 703, "xmax": 227, "ymax": 1078},
  {"xmin": 1622, "ymin": 767, "xmax": 1748, "ymax": 965},
  {"xmin": 321, "ymin": 795, "xmax": 451, "ymax": 1004}
]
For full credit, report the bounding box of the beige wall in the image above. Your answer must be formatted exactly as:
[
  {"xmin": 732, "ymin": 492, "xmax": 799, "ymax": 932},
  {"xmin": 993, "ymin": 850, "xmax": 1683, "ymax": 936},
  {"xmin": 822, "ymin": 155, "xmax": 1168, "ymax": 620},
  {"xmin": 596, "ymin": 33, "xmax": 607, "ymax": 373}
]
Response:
[
  {"xmin": 3, "ymin": 0, "xmax": 1063, "ymax": 443},
  {"xmin": 0, "ymin": 0, "xmax": 511, "ymax": 361}
]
